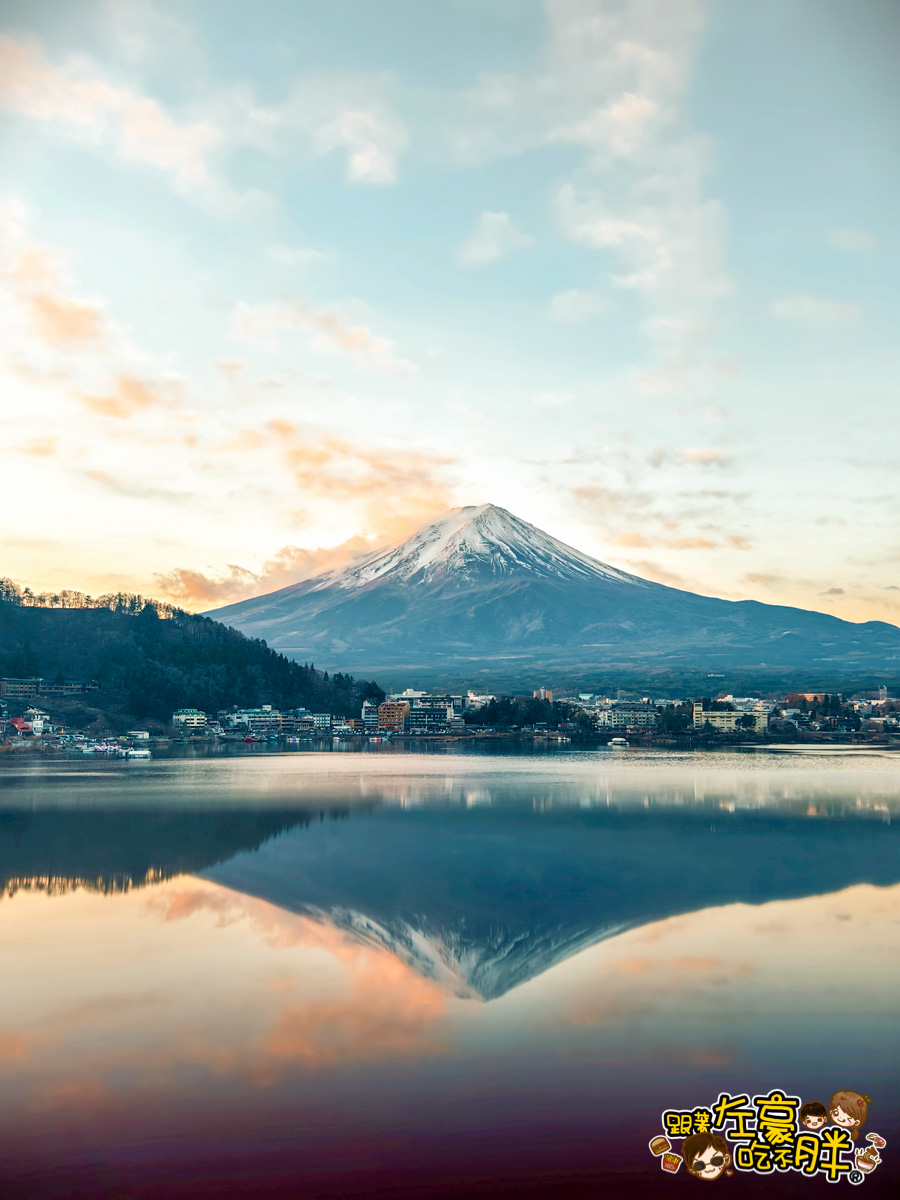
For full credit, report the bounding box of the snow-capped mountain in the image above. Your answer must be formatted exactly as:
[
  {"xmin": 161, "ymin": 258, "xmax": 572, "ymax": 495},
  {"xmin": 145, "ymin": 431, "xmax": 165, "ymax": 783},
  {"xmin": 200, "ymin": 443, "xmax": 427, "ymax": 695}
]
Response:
[
  {"xmin": 209, "ymin": 503, "xmax": 900, "ymax": 684},
  {"xmin": 308, "ymin": 504, "xmax": 640, "ymax": 591},
  {"xmin": 204, "ymin": 805, "xmax": 900, "ymax": 1001}
]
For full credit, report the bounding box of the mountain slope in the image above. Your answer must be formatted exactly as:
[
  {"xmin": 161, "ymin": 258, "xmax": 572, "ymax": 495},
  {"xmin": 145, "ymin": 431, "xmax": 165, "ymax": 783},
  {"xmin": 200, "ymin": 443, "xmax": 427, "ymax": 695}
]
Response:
[
  {"xmin": 0, "ymin": 596, "xmax": 383, "ymax": 728},
  {"xmin": 209, "ymin": 504, "xmax": 900, "ymax": 685},
  {"xmin": 205, "ymin": 805, "xmax": 900, "ymax": 1000}
]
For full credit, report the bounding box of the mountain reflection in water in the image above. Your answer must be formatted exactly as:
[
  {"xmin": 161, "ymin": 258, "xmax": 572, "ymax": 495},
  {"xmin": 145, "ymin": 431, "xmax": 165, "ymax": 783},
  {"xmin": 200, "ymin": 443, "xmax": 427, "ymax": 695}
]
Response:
[{"xmin": 0, "ymin": 751, "xmax": 898, "ymax": 1198}]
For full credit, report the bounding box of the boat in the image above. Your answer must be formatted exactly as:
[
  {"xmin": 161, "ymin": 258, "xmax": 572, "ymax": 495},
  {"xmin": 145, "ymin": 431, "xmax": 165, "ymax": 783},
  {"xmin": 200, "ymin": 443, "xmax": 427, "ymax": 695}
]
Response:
[
  {"xmin": 125, "ymin": 748, "xmax": 152, "ymax": 759},
  {"xmin": 608, "ymin": 737, "xmax": 630, "ymax": 748}
]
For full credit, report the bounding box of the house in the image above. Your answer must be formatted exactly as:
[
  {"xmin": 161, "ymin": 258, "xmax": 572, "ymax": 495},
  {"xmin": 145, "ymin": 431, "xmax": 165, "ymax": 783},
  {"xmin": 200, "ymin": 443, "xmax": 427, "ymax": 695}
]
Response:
[
  {"xmin": 23, "ymin": 707, "xmax": 49, "ymax": 735},
  {"xmin": 8, "ymin": 717, "xmax": 33, "ymax": 736}
]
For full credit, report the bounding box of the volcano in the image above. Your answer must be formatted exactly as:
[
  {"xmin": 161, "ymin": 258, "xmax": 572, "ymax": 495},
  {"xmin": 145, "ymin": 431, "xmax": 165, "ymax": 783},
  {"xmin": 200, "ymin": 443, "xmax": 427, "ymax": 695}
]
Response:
[{"xmin": 208, "ymin": 504, "xmax": 900, "ymax": 687}]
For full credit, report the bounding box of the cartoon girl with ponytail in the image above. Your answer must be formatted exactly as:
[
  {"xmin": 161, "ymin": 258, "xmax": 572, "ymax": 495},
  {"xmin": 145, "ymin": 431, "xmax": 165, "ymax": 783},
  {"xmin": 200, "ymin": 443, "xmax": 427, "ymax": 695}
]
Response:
[{"xmin": 829, "ymin": 1091, "xmax": 872, "ymax": 1141}]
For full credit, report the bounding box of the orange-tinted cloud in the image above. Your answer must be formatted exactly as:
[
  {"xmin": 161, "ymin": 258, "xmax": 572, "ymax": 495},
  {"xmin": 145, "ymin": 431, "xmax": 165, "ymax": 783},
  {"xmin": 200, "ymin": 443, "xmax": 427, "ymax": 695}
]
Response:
[
  {"xmin": 78, "ymin": 374, "xmax": 163, "ymax": 418},
  {"xmin": 648, "ymin": 446, "xmax": 732, "ymax": 469},
  {"xmin": 30, "ymin": 291, "xmax": 103, "ymax": 345},
  {"xmin": 15, "ymin": 435, "xmax": 57, "ymax": 457},
  {"xmin": 146, "ymin": 882, "xmax": 453, "ymax": 1075},
  {"xmin": 234, "ymin": 299, "xmax": 417, "ymax": 375},
  {"xmin": 154, "ymin": 420, "xmax": 454, "ymax": 606},
  {"xmin": 154, "ymin": 536, "xmax": 375, "ymax": 606},
  {"xmin": 0, "ymin": 35, "xmax": 223, "ymax": 199}
]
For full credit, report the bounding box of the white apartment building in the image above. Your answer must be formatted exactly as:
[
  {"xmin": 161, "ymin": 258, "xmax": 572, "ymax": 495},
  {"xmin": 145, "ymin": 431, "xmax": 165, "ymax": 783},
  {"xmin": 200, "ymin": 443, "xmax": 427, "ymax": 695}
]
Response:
[
  {"xmin": 173, "ymin": 707, "xmax": 207, "ymax": 729},
  {"xmin": 692, "ymin": 703, "xmax": 768, "ymax": 732}
]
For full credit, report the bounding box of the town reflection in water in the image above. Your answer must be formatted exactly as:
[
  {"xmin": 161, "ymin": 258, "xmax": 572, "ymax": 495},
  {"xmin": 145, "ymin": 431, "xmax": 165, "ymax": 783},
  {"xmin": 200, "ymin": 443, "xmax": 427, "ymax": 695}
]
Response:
[{"xmin": 1, "ymin": 751, "xmax": 898, "ymax": 1197}]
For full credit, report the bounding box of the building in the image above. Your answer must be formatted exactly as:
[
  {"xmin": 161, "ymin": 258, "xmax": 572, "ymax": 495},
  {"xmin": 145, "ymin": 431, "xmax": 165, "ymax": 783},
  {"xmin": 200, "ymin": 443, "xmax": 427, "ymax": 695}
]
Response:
[
  {"xmin": 311, "ymin": 713, "xmax": 332, "ymax": 731},
  {"xmin": 407, "ymin": 703, "xmax": 453, "ymax": 733},
  {"xmin": 0, "ymin": 678, "xmax": 98, "ymax": 698},
  {"xmin": 127, "ymin": 730, "xmax": 150, "ymax": 741},
  {"xmin": 692, "ymin": 702, "xmax": 768, "ymax": 733},
  {"xmin": 533, "ymin": 688, "xmax": 553, "ymax": 702},
  {"xmin": 377, "ymin": 700, "xmax": 410, "ymax": 732},
  {"xmin": 7, "ymin": 717, "xmax": 33, "ymax": 736},
  {"xmin": 172, "ymin": 707, "xmax": 207, "ymax": 730},
  {"xmin": 233, "ymin": 707, "xmax": 285, "ymax": 735},
  {"xmin": 23, "ymin": 707, "xmax": 49, "ymax": 735},
  {"xmin": 0, "ymin": 678, "xmax": 42, "ymax": 699},
  {"xmin": 597, "ymin": 703, "xmax": 657, "ymax": 729},
  {"xmin": 361, "ymin": 700, "xmax": 380, "ymax": 729}
]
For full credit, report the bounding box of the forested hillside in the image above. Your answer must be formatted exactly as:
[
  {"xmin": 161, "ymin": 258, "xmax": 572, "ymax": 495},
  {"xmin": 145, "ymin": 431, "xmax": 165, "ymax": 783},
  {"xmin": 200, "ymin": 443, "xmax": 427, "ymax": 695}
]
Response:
[{"xmin": 0, "ymin": 582, "xmax": 383, "ymax": 730}]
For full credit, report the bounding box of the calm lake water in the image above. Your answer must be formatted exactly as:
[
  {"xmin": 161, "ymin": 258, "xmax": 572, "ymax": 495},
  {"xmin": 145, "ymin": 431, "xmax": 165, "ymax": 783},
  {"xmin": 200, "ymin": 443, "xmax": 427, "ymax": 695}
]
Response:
[{"xmin": 1, "ymin": 746, "xmax": 899, "ymax": 1197}]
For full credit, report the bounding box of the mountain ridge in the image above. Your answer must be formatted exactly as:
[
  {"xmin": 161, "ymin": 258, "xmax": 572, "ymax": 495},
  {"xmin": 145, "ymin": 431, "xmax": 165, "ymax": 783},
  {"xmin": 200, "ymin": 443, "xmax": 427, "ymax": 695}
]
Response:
[{"xmin": 208, "ymin": 504, "xmax": 900, "ymax": 688}]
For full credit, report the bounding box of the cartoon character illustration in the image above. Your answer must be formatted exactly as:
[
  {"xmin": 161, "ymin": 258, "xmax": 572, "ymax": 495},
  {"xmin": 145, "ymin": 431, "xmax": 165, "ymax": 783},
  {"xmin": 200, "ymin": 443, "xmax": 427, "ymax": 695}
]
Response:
[
  {"xmin": 799, "ymin": 1101, "xmax": 828, "ymax": 1130},
  {"xmin": 856, "ymin": 1146, "xmax": 881, "ymax": 1174},
  {"xmin": 829, "ymin": 1090, "xmax": 872, "ymax": 1141},
  {"xmin": 683, "ymin": 1132, "xmax": 732, "ymax": 1181}
]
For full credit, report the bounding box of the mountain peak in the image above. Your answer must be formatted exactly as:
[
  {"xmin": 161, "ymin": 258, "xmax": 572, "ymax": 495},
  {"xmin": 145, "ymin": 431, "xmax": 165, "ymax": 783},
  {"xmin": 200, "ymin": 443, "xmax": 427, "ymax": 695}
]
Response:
[{"xmin": 310, "ymin": 503, "xmax": 639, "ymax": 592}]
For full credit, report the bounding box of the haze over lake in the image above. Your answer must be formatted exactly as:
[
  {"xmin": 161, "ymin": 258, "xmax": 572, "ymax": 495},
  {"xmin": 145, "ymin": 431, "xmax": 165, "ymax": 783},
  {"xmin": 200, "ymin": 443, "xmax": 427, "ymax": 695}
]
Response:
[{"xmin": 1, "ymin": 746, "xmax": 898, "ymax": 1197}]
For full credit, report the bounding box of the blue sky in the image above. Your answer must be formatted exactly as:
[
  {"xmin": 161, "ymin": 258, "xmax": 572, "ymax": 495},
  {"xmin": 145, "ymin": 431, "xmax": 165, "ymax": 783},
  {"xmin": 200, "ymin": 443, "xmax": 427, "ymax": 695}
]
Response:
[{"xmin": 1, "ymin": 0, "xmax": 897, "ymax": 621}]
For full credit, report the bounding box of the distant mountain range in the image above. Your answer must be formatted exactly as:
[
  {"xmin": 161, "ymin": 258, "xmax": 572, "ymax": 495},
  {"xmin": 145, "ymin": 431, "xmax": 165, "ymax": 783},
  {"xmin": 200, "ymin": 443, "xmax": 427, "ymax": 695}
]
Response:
[{"xmin": 209, "ymin": 505, "xmax": 900, "ymax": 690}]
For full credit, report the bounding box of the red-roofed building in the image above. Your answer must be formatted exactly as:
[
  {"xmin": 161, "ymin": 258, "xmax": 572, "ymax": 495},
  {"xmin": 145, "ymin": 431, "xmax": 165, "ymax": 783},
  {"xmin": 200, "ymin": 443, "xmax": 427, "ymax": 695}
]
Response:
[{"xmin": 8, "ymin": 718, "xmax": 33, "ymax": 736}]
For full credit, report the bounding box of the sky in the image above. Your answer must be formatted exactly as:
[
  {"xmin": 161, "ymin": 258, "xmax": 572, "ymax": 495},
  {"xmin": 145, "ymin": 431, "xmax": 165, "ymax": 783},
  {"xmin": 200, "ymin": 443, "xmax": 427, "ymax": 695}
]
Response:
[{"xmin": 1, "ymin": 0, "xmax": 898, "ymax": 623}]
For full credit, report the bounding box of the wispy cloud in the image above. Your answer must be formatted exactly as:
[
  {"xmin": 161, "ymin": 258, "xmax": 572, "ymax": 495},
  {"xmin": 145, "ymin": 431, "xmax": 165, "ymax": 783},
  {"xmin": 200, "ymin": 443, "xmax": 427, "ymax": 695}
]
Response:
[
  {"xmin": 30, "ymin": 292, "xmax": 105, "ymax": 346},
  {"xmin": 458, "ymin": 211, "xmax": 533, "ymax": 267},
  {"xmin": 77, "ymin": 374, "xmax": 167, "ymax": 419},
  {"xmin": 230, "ymin": 73, "xmax": 409, "ymax": 185},
  {"xmin": 773, "ymin": 295, "xmax": 861, "ymax": 323},
  {"xmin": 155, "ymin": 538, "xmax": 375, "ymax": 606},
  {"xmin": 647, "ymin": 446, "xmax": 732, "ymax": 469},
  {"xmin": 448, "ymin": 1, "xmax": 729, "ymax": 398},
  {"xmin": 827, "ymin": 228, "xmax": 876, "ymax": 252},
  {"xmin": 549, "ymin": 288, "xmax": 606, "ymax": 322},
  {"xmin": 0, "ymin": 35, "xmax": 237, "ymax": 206},
  {"xmin": 233, "ymin": 299, "xmax": 417, "ymax": 374}
]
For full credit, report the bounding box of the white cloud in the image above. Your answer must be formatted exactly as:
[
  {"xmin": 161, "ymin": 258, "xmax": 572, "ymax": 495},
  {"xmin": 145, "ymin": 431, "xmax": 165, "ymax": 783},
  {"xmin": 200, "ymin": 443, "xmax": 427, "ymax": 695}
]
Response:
[
  {"xmin": 773, "ymin": 295, "xmax": 861, "ymax": 323},
  {"xmin": 458, "ymin": 211, "xmax": 533, "ymax": 267},
  {"xmin": 0, "ymin": 33, "xmax": 408, "ymax": 206},
  {"xmin": 233, "ymin": 299, "xmax": 417, "ymax": 375},
  {"xmin": 240, "ymin": 76, "xmax": 409, "ymax": 186},
  {"xmin": 449, "ymin": 1, "xmax": 727, "ymax": 397},
  {"xmin": 0, "ymin": 35, "xmax": 239, "ymax": 207},
  {"xmin": 827, "ymin": 228, "xmax": 876, "ymax": 252},
  {"xmin": 549, "ymin": 289, "xmax": 606, "ymax": 322}
]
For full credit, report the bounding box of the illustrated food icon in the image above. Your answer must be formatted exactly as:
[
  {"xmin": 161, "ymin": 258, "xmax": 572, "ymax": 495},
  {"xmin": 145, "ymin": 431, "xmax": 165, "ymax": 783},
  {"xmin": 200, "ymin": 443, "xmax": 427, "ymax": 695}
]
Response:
[
  {"xmin": 856, "ymin": 1147, "xmax": 880, "ymax": 1173},
  {"xmin": 649, "ymin": 1136, "xmax": 671, "ymax": 1156},
  {"xmin": 661, "ymin": 1152, "xmax": 682, "ymax": 1173}
]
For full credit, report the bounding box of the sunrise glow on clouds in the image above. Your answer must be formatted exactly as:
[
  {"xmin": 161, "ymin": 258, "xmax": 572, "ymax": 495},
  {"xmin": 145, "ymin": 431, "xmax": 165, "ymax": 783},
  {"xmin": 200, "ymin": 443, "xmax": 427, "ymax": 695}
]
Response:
[{"xmin": 1, "ymin": 1, "xmax": 898, "ymax": 622}]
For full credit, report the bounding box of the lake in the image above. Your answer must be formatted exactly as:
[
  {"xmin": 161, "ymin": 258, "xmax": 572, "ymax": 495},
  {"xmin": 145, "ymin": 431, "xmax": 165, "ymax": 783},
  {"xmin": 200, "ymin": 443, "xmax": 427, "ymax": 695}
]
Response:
[{"xmin": 1, "ymin": 746, "xmax": 898, "ymax": 1197}]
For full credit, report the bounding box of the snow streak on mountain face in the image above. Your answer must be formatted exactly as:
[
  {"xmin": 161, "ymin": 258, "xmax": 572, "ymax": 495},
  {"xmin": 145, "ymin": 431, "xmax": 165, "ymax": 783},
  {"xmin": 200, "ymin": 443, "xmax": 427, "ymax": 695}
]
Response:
[{"xmin": 309, "ymin": 504, "xmax": 643, "ymax": 592}]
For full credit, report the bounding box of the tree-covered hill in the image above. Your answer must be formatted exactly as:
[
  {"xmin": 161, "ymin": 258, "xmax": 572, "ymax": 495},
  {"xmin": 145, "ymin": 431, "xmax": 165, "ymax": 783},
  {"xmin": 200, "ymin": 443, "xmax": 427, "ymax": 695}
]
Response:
[{"xmin": 0, "ymin": 581, "xmax": 383, "ymax": 730}]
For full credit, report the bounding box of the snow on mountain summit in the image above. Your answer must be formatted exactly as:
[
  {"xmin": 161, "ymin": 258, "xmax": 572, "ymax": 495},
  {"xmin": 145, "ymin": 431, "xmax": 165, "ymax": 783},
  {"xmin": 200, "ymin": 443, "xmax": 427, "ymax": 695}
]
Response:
[{"xmin": 310, "ymin": 503, "xmax": 641, "ymax": 592}]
